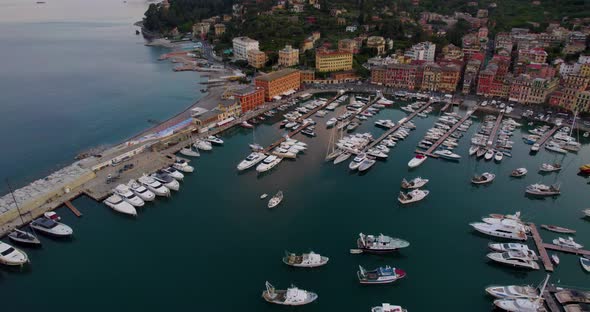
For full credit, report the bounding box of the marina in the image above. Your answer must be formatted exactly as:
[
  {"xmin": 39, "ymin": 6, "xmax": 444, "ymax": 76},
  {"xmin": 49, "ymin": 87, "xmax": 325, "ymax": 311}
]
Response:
[
  {"xmin": 532, "ymin": 125, "xmax": 561, "ymax": 152},
  {"xmin": 417, "ymin": 107, "xmax": 477, "ymax": 158}
]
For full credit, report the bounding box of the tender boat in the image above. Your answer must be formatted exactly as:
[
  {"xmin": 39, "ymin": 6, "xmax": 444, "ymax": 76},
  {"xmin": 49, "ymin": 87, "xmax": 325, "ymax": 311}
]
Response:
[
  {"xmin": 44, "ymin": 211, "xmax": 60, "ymax": 221},
  {"xmin": 540, "ymin": 224, "xmax": 576, "ymax": 234},
  {"xmin": 161, "ymin": 167, "xmax": 184, "ymax": 181},
  {"xmin": 487, "ymin": 251, "xmax": 540, "ymax": 270},
  {"xmin": 357, "ymin": 265, "xmax": 406, "ymax": 284},
  {"xmin": 471, "ymin": 172, "xmax": 495, "ymax": 184},
  {"xmin": 127, "ymin": 179, "xmax": 157, "ymax": 201},
  {"xmin": 240, "ymin": 121, "xmax": 254, "ymax": 128},
  {"xmin": 408, "ymin": 154, "xmax": 427, "ymax": 168},
  {"xmin": 173, "ymin": 159, "xmax": 194, "ymax": 173},
  {"xmin": 282, "ymin": 251, "xmax": 329, "ymax": 267},
  {"xmin": 138, "ymin": 175, "xmax": 170, "ymax": 197},
  {"xmin": 511, "ymin": 168, "xmax": 528, "ymax": 177},
  {"xmin": 358, "ymin": 157, "xmax": 376, "ymax": 172},
  {"xmin": 539, "ymin": 163, "xmax": 561, "ymax": 172},
  {"xmin": 7, "ymin": 229, "xmax": 41, "ymax": 246},
  {"xmin": 333, "ymin": 152, "xmax": 351, "ymax": 165},
  {"xmin": 349, "ymin": 153, "xmax": 366, "ymax": 170},
  {"xmin": 237, "ymin": 152, "xmax": 266, "ymax": 171},
  {"xmin": 262, "ymin": 282, "xmax": 317, "ymax": 306},
  {"xmin": 371, "ymin": 303, "xmax": 407, "ymax": 312},
  {"xmin": 494, "ymin": 151, "xmax": 503, "ymax": 162},
  {"xmin": 526, "ymin": 183, "xmax": 560, "ymax": 196},
  {"xmin": 470, "ymin": 220, "xmax": 527, "ymax": 241},
  {"xmin": 580, "ymin": 257, "xmax": 590, "ymax": 272},
  {"xmin": 485, "ymin": 285, "xmax": 538, "ymax": 299},
  {"xmin": 552, "ymin": 237, "xmax": 583, "ymax": 249},
  {"xmin": 268, "ymin": 191, "xmax": 283, "ymax": 208},
  {"xmin": 180, "ymin": 146, "xmax": 200, "ymax": 157},
  {"xmin": 434, "ymin": 149, "xmax": 461, "ymax": 160},
  {"xmin": 469, "ymin": 145, "xmax": 479, "ymax": 156},
  {"xmin": 398, "ymin": 189, "xmax": 429, "ymax": 204},
  {"xmin": 357, "ymin": 233, "xmax": 409, "ymax": 253},
  {"xmin": 256, "ymin": 155, "xmax": 282, "ymax": 173},
  {"xmin": 206, "ymin": 135, "xmax": 224, "ymax": 145},
  {"xmin": 0, "ymin": 241, "xmax": 29, "ymax": 266},
  {"xmin": 151, "ymin": 172, "xmax": 180, "ymax": 191},
  {"xmin": 103, "ymin": 194, "xmax": 137, "ymax": 216},
  {"xmin": 488, "ymin": 243, "xmax": 537, "ymax": 259},
  {"xmin": 401, "ymin": 177, "xmax": 429, "ymax": 189},
  {"xmin": 114, "ymin": 184, "xmax": 145, "ymax": 207},
  {"xmin": 551, "ymin": 254, "xmax": 560, "ymax": 265},
  {"xmin": 260, "ymin": 193, "xmax": 268, "ymax": 199},
  {"xmin": 30, "ymin": 217, "xmax": 73, "ymax": 237}
]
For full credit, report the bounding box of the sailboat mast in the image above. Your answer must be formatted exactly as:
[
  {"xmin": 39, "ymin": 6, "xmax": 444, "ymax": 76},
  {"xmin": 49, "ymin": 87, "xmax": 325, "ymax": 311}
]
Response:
[
  {"xmin": 6, "ymin": 180, "xmax": 26, "ymax": 226},
  {"xmin": 569, "ymin": 110, "xmax": 577, "ymax": 138}
]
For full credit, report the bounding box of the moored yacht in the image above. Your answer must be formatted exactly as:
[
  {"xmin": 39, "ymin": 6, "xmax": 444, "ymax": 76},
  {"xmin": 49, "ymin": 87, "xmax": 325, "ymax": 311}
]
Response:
[
  {"xmin": 398, "ymin": 189, "xmax": 429, "ymax": 204},
  {"xmin": 470, "ymin": 219, "xmax": 527, "ymax": 241},
  {"xmin": 138, "ymin": 175, "xmax": 170, "ymax": 197},
  {"xmin": 371, "ymin": 303, "xmax": 407, "ymax": 312},
  {"xmin": 0, "ymin": 241, "xmax": 29, "ymax": 266},
  {"xmin": 484, "ymin": 149, "xmax": 495, "ymax": 160},
  {"xmin": 357, "ymin": 233, "xmax": 409, "ymax": 253},
  {"xmin": 434, "ymin": 149, "xmax": 461, "ymax": 160},
  {"xmin": 30, "ymin": 217, "xmax": 73, "ymax": 237},
  {"xmin": 326, "ymin": 118, "xmax": 337, "ymax": 128},
  {"xmin": 471, "ymin": 172, "xmax": 495, "ymax": 185},
  {"xmin": 194, "ymin": 139, "xmax": 213, "ymax": 151},
  {"xmin": 487, "ymin": 251, "xmax": 540, "ymax": 270},
  {"xmin": 401, "ymin": 177, "xmax": 429, "ymax": 189},
  {"xmin": 262, "ymin": 282, "xmax": 317, "ymax": 306},
  {"xmin": 349, "ymin": 153, "xmax": 366, "ymax": 170},
  {"xmin": 161, "ymin": 167, "xmax": 184, "ymax": 181},
  {"xmin": 256, "ymin": 155, "xmax": 282, "ymax": 173},
  {"xmin": 539, "ymin": 163, "xmax": 561, "ymax": 172},
  {"xmin": 525, "ymin": 183, "xmax": 560, "ymax": 196},
  {"xmin": 486, "ymin": 285, "xmax": 538, "ymax": 299},
  {"xmin": 552, "ymin": 237, "xmax": 583, "ymax": 249},
  {"xmin": 408, "ymin": 154, "xmax": 427, "ymax": 168},
  {"xmin": 237, "ymin": 152, "xmax": 266, "ymax": 171},
  {"xmin": 511, "ymin": 168, "xmax": 528, "ymax": 177},
  {"xmin": 114, "ymin": 184, "xmax": 145, "ymax": 207},
  {"xmin": 488, "ymin": 243, "xmax": 537, "ymax": 259},
  {"xmin": 103, "ymin": 194, "xmax": 137, "ymax": 216},
  {"xmin": 151, "ymin": 172, "xmax": 180, "ymax": 191},
  {"xmin": 7, "ymin": 229, "xmax": 41, "ymax": 246},
  {"xmin": 357, "ymin": 265, "xmax": 406, "ymax": 284},
  {"xmin": 358, "ymin": 157, "xmax": 376, "ymax": 172},
  {"xmin": 180, "ymin": 146, "xmax": 200, "ymax": 157},
  {"xmin": 333, "ymin": 152, "xmax": 351, "ymax": 164},
  {"xmin": 206, "ymin": 135, "xmax": 224, "ymax": 145},
  {"xmin": 173, "ymin": 159, "xmax": 194, "ymax": 173},
  {"xmin": 128, "ymin": 179, "xmax": 156, "ymax": 201},
  {"xmin": 469, "ymin": 145, "xmax": 479, "ymax": 156}
]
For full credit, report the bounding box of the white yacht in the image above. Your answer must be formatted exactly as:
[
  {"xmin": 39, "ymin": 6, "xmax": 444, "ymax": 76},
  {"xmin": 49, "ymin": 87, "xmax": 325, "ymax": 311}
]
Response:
[
  {"xmin": 161, "ymin": 167, "xmax": 184, "ymax": 181},
  {"xmin": 333, "ymin": 152, "xmax": 351, "ymax": 164},
  {"xmin": 486, "ymin": 285, "xmax": 538, "ymax": 299},
  {"xmin": 398, "ymin": 189, "xmax": 429, "ymax": 204},
  {"xmin": 434, "ymin": 149, "xmax": 461, "ymax": 160},
  {"xmin": 487, "ymin": 251, "xmax": 540, "ymax": 270},
  {"xmin": 206, "ymin": 135, "xmax": 224, "ymax": 145},
  {"xmin": 138, "ymin": 175, "xmax": 170, "ymax": 197},
  {"xmin": 471, "ymin": 172, "xmax": 495, "ymax": 184},
  {"xmin": 256, "ymin": 155, "xmax": 282, "ymax": 173},
  {"xmin": 127, "ymin": 179, "xmax": 156, "ymax": 201},
  {"xmin": 173, "ymin": 159, "xmax": 194, "ymax": 173},
  {"xmin": 262, "ymin": 282, "xmax": 318, "ymax": 306},
  {"xmin": 488, "ymin": 243, "xmax": 537, "ymax": 259},
  {"xmin": 349, "ymin": 153, "xmax": 366, "ymax": 170},
  {"xmin": 545, "ymin": 142, "xmax": 566, "ymax": 154},
  {"xmin": 282, "ymin": 251, "xmax": 329, "ymax": 268},
  {"xmin": 237, "ymin": 152, "xmax": 266, "ymax": 171},
  {"xmin": 401, "ymin": 177, "xmax": 429, "ymax": 189},
  {"xmin": 179, "ymin": 146, "xmax": 200, "ymax": 157},
  {"xmin": 470, "ymin": 219, "xmax": 527, "ymax": 240},
  {"xmin": 485, "ymin": 149, "xmax": 495, "ymax": 160},
  {"xmin": 408, "ymin": 154, "xmax": 427, "ymax": 168},
  {"xmin": 539, "ymin": 163, "xmax": 561, "ymax": 172},
  {"xmin": 495, "ymin": 151, "xmax": 504, "ymax": 162},
  {"xmin": 151, "ymin": 172, "xmax": 180, "ymax": 191},
  {"xmin": 30, "ymin": 217, "xmax": 74, "ymax": 237},
  {"xmin": 272, "ymin": 147, "xmax": 296, "ymax": 159},
  {"xmin": 371, "ymin": 303, "xmax": 407, "ymax": 312},
  {"xmin": 469, "ymin": 145, "xmax": 479, "ymax": 156},
  {"xmin": 104, "ymin": 194, "xmax": 137, "ymax": 216},
  {"xmin": 367, "ymin": 148, "xmax": 388, "ymax": 159},
  {"xmin": 511, "ymin": 168, "xmax": 528, "ymax": 177},
  {"xmin": 194, "ymin": 139, "xmax": 212, "ymax": 151},
  {"xmin": 114, "ymin": 184, "xmax": 145, "ymax": 207},
  {"xmin": 526, "ymin": 183, "xmax": 560, "ymax": 196},
  {"xmin": 0, "ymin": 241, "xmax": 29, "ymax": 266},
  {"xmin": 552, "ymin": 237, "xmax": 583, "ymax": 249},
  {"xmin": 358, "ymin": 157, "xmax": 376, "ymax": 172}
]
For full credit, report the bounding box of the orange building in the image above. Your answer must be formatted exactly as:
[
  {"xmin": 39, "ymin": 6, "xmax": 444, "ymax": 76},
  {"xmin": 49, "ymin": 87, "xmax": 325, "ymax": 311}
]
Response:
[
  {"xmin": 255, "ymin": 69, "xmax": 301, "ymax": 101},
  {"xmin": 233, "ymin": 86, "xmax": 265, "ymax": 112}
]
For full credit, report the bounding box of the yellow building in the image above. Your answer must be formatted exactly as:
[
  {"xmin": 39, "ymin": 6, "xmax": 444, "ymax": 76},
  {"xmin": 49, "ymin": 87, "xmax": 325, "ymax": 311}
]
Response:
[
  {"xmin": 248, "ymin": 49, "xmax": 267, "ymax": 69},
  {"xmin": 315, "ymin": 48, "xmax": 353, "ymax": 72},
  {"xmin": 366, "ymin": 36, "xmax": 386, "ymax": 55},
  {"xmin": 214, "ymin": 24, "xmax": 226, "ymax": 36},
  {"xmin": 278, "ymin": 45, "xmax": 299, "ymax": 67}
]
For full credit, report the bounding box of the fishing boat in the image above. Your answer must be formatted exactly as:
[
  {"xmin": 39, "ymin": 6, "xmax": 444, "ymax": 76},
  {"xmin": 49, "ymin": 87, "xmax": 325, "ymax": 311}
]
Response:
[
  {"xmin": 333, "ymin": 152, "xmax": 351, "ymax": 165},
  {"xmin": 539, "ymin": 163, "xmax": 561, "ymax": 172},
  {"xmin": 484, "ymin": 149, "xmax": 494, "ymax": 160},
  {"xmin": 401, "ymin": 177, "xmax": 429, "ymax": 189},
  {"xmin": 103, "ymin": 194, "xmax": 137, "ymax": 216},
  {"xmin": 493, "ymin": 275, "xmax": 549, "ymax": 311},
  {"xmin": 552, "ymin": 237, "xmax": 583, "ymax": 249},
  {"xmin": 173, "ymin": 159, "xmax": 194, "ymax": 173},
  {"xmin": 487, "ymin": 251, "xmax": 540, "ymax": 270},
  {"xmin": 485, "ymin": 285, "xmax": 538, "ymax": 299},
  {"xmin": 471, "ymin": 172, "xmax": 495, "ymax": 185},
  {"xmin": 138, "ymin": 175, "xmax": 170, "ymax": 197},
  {"xmin": 357, "ymin": 233, "xmax": 410, "ymax": 253},
  {"xmin": 357, "ymin": 265, "xmax": 406, "ymax": 284},
  {"xmin": 580, "ymin": 257, "xmax": 590, "ymax": 272},
  {"xmin": 268, "ymin": 191, "xmax": 283, "ymax": 208},
  {"xmin": 541, "ymin": 224, "xmax": 576, "ymax": 234},
  {"xmin": 488, "ymin": 243, "xmax": 538, "ymax": 259},
  {"xmin": 7, "ymin": 229, "xmax": 41, "ymax": 247},
  {"xmin": 114, "ymin": 184, "xmax": 145, "ymax": 207},
  {"xmin": 282, "ymin": 251, "xmax": 329, "ymax": 267},
  {"xmin": 469, "ymin": 145, "xmax": 479, "ymax": 156},
  {"xmin": 30, "ymin": 217, "xmax": 73, "ymax": 237},
  {"xmin": 551, "ymin": 254, "xmax": 560, "ymax": 265},
  {"xmin": 0, "ymin": 241, "xmax": 29, "ymax": 266},
  {"xmin": 434, "ymin": 149, "xmax": 461, "ymax": 160},
  {"xmin": 358, "ymin": 157, "xmax": 376, "ymax": 172},
  {"xmin": 128, "ymin": 179, "xmax": 157, "ymax": 201},
  {"xmin": 511, "ymin": 168, "xmax": 528, "ymax": 177},
  {"xmin": 398, "ymin": 189, "xmax": 429, "ymax": 204},
  {"xmin": 371, "ymin": 303, "xmax": 407, "ymax": 312},
  {"xmin": 526, "ymin": 183, "xmax": 561, "ymax": 196},
  {"xmin": 408, "ymin": 154, "xmax": 427, "ymax": 168},
  {"xmin": 256, "ymin": 155, "xmax": 282, "ymax": 173},
  {"xmin": 349, "ymin": 153, "xmax": 366, "ymax": 170},
  {"xmin": 262, "ymin": 282, "xmax": 318, "ymax": 306},
  {"xmin": 237, "ymin": 152, "xmax": 266, "ymax": 171}
]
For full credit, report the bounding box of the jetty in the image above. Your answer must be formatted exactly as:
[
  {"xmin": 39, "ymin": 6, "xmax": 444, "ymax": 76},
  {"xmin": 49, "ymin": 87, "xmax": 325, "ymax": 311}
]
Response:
[
  {"xmin": 64, "ymin": 200, "xmax": 82, "ymax": 217},
  {"xmin": 532, "ymin": 125, "xmax": 560, "ymax": 151},
  {"xmin": 486, "ymin": 111, "xmax": 504, "ymax": 148},
  {"xmin": 418, "ymin": 108, "xmax": 477, "ymax": 157},
  {"xmin": 528, "ymin": 222, "xmax": 590, "ymax": 272}
]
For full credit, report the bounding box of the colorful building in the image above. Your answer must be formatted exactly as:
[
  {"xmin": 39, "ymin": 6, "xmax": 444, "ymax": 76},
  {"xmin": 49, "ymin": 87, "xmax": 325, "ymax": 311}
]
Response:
[
  {"xmin": 315, "ymin": 48, "xmax": 353, "ymax": 72},
  {"xmin": 371, "ymin": 64, "xmax": 421, "ymax": 90},
  {"xmin": 338, "ymin": 39, "xmax": 359, "ymax": 54},
  {"xmin": 233, "ymin": 86, "xmax": 265, "ymax": 112},
  {"xmin": 247, "ymin": 49, "xmax": 267, "ymax": 69},
  {"xmin": 232, "ymin": 36, "xmax": 259, "ymax": 60},
  {"xmin": 255, "ymin": 69, "xmax": 301, "ymax": 101},
  {"xmin": 214, "ymin": 24, "xmax": 226, "ymax": 36},
  {"xmin": 366, "ymin": 36, "xmax": 386, "ymax": 55},
  {"xmin": 278, "ymin": 45, "xmax": 299, "ymax": 67}
]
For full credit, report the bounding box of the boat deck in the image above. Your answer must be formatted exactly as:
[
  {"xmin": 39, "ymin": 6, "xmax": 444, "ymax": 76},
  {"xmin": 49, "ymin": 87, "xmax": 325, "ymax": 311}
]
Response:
[
  {"xmin": 533, "ymin": 126, "xmax": 560, "ymax": 151},
  {"xmin": 418, "ymin": 108, "xmax": 477, "ymax": 158},
  {"xmin": 486, "ymin": 111, "xmax": 504, "ymax": 148}
]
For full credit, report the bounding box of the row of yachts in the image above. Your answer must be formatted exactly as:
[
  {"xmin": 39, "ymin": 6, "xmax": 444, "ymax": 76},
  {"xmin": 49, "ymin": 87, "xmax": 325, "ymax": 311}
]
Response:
[
  {"xmin": 469, "ymin": 115, "xmax": 521, "ymax": 162},
  {"xmin": 528, "ymin": 125, "xmax": 581, "ymax": 154},
  {"xmin": 236, "ymin": 139, "xmax": 309, "ymax": 173}
]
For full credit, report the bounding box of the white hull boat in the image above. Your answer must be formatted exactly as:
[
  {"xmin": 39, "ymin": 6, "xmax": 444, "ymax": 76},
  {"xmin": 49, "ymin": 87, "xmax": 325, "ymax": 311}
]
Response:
[
  {"xmin": 262, "ymin": 282, "xmax": 317, "ymax": 306},
  {"xmin": 398, "ymin": 189, "xmax": 429, "ymax": 204},
  {"xmin": 104, "ymin": 194, "xmax": 137, "ymax": 216},
  {"xmin": 408, "ymin": 154, "xmax": 427, "ymax": 168},
  {"xmin": 151, "ymin": 172, "xmax": 180, "ymax": 191},
  {"xmin": 256, "ymin": 155, "xmax": 282, "ymax": 173},
  {"xmin": 128, "ymin": 180, "xmax": 156, "ymax": 201},
  {"xmin": 487, "ymin": 251, "xmax": 540, "ymax": 270},
  {"xmin": 114, "ymin": 184, "xmax": 145, "ymax": 207},
  {"xmin": 237, "ymin": 152, "xmax": 266, "ymax": 171},
  {"xmin": 0, "ymin": 241, "xmax": 29, "ymax": 266},
  {"xmin": 283, "ymin": 251, "xmax": 328, "ymax": 267},
  {"xmin": 138, "ymin": 175, "xmax": 170, "ymax": 197},
  {"xmin": 30, "ymin": 217, "xmax": 73, "ymax": 237}
]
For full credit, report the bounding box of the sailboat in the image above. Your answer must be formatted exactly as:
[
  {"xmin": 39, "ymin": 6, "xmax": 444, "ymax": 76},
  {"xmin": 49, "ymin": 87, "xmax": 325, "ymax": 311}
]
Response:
[
  {"xmin": 325, "ymin": 118, "xmax": 343, "ymax": 161},
  {"xmin": 180, "ymin": 135, "xmax": 200, "ymax": 157},
  {"xmin": 6, "ymin": 181, "xmax": 41, "ymax": 246}
]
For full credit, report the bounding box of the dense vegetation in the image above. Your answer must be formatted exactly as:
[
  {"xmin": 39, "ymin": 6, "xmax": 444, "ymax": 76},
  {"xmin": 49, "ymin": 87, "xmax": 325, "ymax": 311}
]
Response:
[{"xmin": 143, "ymin": 0, "xmax": 232, "ymax": 33}]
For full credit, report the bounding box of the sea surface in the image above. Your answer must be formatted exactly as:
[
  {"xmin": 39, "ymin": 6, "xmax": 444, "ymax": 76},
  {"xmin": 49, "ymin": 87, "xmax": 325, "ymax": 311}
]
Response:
[{"xmin": 1, "ymin": 2, "xmax": 590, "ymax": 311}]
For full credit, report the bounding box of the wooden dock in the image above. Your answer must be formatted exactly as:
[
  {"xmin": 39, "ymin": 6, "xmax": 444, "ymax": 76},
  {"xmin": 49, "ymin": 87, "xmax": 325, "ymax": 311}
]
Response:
[
  {"xmin": 528, "ymin": 223, "xmax": 554, "ymax": 272},
  {"xmin": 419, "ymin": 108, "xmax": 477, "ymax": 157},
  {"xmin": 543, "ymin": 285, "xmax": 562, "ymax": 312},
  {"xmin": 485, "ymin": 111, "xmax": 504, "ymax": 148},
  {"xmin": 533, "ymin": 126, "xmax": 560, "ymax": 151},
  {"xmin": 543, "ymin": 243, "xmax": 590, "ymax": 256},
  {"xmin": 64, "ymin": 200, "xmax": 83, "ymax": 217},
  {"xmin": 262, "ymin": 122, "xmax": 311, "ymax": 153}
]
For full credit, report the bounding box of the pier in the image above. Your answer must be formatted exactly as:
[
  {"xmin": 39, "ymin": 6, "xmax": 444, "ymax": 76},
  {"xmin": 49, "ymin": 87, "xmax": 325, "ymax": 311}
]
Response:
[
  {"xmin": 64, "ymin": 200, "xmax": 82, "ymax": 217},
  {"xmin": 532, "ymin": 125, "xmax": 560, "ymax": 151},
  {"xmin": 528, "ymin": 223, "xmax": 554, "ymax": 272},
  {"xmin": 418, "ymin": 108, "xmax": 477, "ymax": 158},
  {"xmin": 486, "ymin": 111, "xmax": 505, "ymax": 148}
]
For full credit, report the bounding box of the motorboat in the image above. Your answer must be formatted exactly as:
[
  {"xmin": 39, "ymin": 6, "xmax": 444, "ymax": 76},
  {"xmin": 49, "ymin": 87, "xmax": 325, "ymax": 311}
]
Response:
[
  {"xmin": 44, "ymin": 211, "xmax": 60, "ymax": 221},
  {"xmin": 138, "ymin": 175, "xmax": 170, "ymax": 197},
  {"xmin": 545, "ymin": 142, "xmax": 566, "ymax": 154},
  {"xmin": 349, "ymin": 153, "xmax": 366, "ymax": 170},
  {"xmin": 580, "ymin": 257, "xmax": 590, "ymax": 272},
  {"xmin": 240, "ymin": 121, "xmax": 254, "ymax": 128},
  {"xmin": 469, "ymin": 145, "xmax": 479, "ymax": 156},
  {"xmin": 471, "ymin": 172, "xmax": 495, "ymax": 185},
  {"xmin": 301, "ymin": 128, "xmax": 316, "ymax": 137},
  {"xmin": 494, "ymin": 151, "xmax": 503, "ymax": 162},
  {"xmin": 346, "ymin": 122, "xmax": 360, "ymax": 132},
  {"xmin": 249, "ymin": 143, "xmax": 264, "ymax": 151},
  {"xmin": 539, "ymin": 163, "xmax": 561, "ymax": 172},
  {"xmin": 525, "ymin": 183, "xmax": 560, "ymax": 196},
  {"xmin": 487, "ymin": 251, "xmax": 540, "ymax": 270},
  {"xmin": 104, "ymin": 194, "xmax": 137, "ymax": 216},
  {"xmin": 333, "ymin": 152, "xmax": 351, "ymax": 165},
  {"xmin": 484, "ymin": 149, "xmax": 494, "ymax": 160},
  {"xmin": 0, "ymin": 241, "xmax": 29, "ymax": 266},
  {"xmin": 485, "ymin": 285, "xmax": 538, "ymax": 299},
  {"xmin": 179, "ymin": 146, "xmax": 200, "ymax": 157},
  {"xmin": 262, "ymin": 282, "xmax": 317, "ymax": 306},
  {"xmin": 256, "ymin": 155, "xmax": 282, "ymax": 173},
  {"xmin": 30, "ymin": 217, "xmax": 73, "ymax": 237},
  {"xmin": 173, "ymin": 159, "xmax": 194, "ymax": 173},
  {"xmin": 237, "ymin": 152, "xmax": 266, "ymax": 171},
  {"xmin": 476, "ymin": 148, "xmax": 487, "ymax": 158},
  {"xmin": 408, "ymin": 154, "xmax": 427, "ymax": 168},
  {"xmin": 511, "ymin": 168, "xmax": 528, "ymax": 177},
  {"xmin": 434, "ymin": 149, "xmax": 461, "ymax": 160},
  {"xmin": 493, "ymin": 275, "xmax": 549, "ymax": 311},
  {"xmin": 358, "ymin": 157, "xmax": 376, "ymax": 172},
  {"xmin": 470, "ymin": 220, "xmax": 527, "ymax": 241},
  {"xmin": 401, "ymin": 177, "xmax": 429, "ymax": 189},
  {"xmin": 7, "ymin": 229, "xmax": 41, "ymax": 247},
  {"xmin": 128, "ymin": 179, "xmax": 157, "ymax": 201},
  {"xmin": 357, "ymin": 233, "xmax": 409, "ymax": 253},
  {"xmin": 398, "ymin": 189, "xmax": 429, "ymax": 204},
  {"xmin": 371, "ymin": 303, "xmax": 407, "ymax": 312},
  {"xmin": 151, "ymin": 172, "xmax": 180, "ymax": 191},
  {"xmin": 206, "ymin": 135, "xmax": 224, "ymax": 145},
  {"xmin": 114, "ymin": 184, "xmax": 145, "ymax": 207},
  {"xmin": 531, "ymin": 143, "xmax": 540, "ymax": 152},
  {"xmin": 272, "ymin": 147, "xmax": 296, "ymax": 159},
  {"xmin": 268, "ymin": 191, "xmax": 283, "ymax": 208},
  {"xmin": 161, "ymin": 167, "xmax": 184, "ymax": 181},
  {"xmin": 367, "ymin": 149, "xmax": 388, "ymax": 159},
  {"xmin": 282, "ymin": 251, "xmax": 328, "ymax": 267},
  {"xmin": 357, "ymin": 265, "xmax": 406, "ymax": 284},
  {"xmin": 326, "ymin": 118, "xmax": 337, "ymax": 128},
  {"xmin": 584, "ymin": 209, "xmax": 590, "ymax": 218},
  {"xmin": 540, "ymin": 224, "xmax": 575, "ymax": 234},
  {"xmin": 488, "ymin": 243, "xmax": 537, "ymax": 259},
  {"xmin": 194, "ymin": 139, "xmax": 212, "ymax": 151},
  {"xmin": 551, "ymin": 254, "xmax": 560, "ymax": 265},
  {"xmin": 552, "ymin": 237, "xmax": 583, "ymax": 249},
  {"xmin": 375, "ymin": 119, "xmax": 395, "ymax": 129}
]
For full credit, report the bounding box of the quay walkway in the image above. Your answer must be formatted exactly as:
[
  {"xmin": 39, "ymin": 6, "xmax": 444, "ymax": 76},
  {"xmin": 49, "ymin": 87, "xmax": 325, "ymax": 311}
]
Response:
[
  {"xmin": 486, "ymin": 111, "xmax": 505, "ymax": 148},
  {"xmin": 418, "ymin": 108, "xmax": 477, "ymax": 158},
  {"xmin": 528, "ymin": 223, "xmax": 554, "ymax": 272},
  {"xmin": 531, "ymin": 126, "xmax": 560, "ymax": 152}
]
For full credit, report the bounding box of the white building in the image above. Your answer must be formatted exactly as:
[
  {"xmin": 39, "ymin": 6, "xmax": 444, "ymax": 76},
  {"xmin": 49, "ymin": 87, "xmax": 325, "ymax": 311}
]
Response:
[
  {"xmin": 404, "ymin": 41, "xmax": 436, "ymax": 62},
  {"xmin": 232, "ymin": 37, "xmax": 259, "ymax": 60},
  {"xmin": 346, "ymin": 25, "xmax": 357, "ymax": 32}
]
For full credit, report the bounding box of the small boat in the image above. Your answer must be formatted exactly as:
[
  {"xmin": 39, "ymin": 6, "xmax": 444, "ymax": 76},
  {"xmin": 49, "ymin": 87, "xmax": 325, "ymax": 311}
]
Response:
[
  {"xmin": 476, "ymin": 148, "xmax": 487, "ymax": 158},
  {"xmin": 104, "ymin": 194, "xmax": 137, "ymax": 216},
  {"xmin": 282, "ymin": 251, "xmax": 329, "ymax": 267},
  {"xmin": 434, "ymin": 149, "xmax": 461, "ymax": 160},
  {"xmin": 511, "ymin": 168, "xmax": 528, "ymax": 177},
  {"xmin": 487, "ymin": 251, "xmax": 540, "ymax": 270},
  {"xmin": 240, "ymin": 121, "xmax": 254, "ymax": 128},
  {"xmin": 358, "ymin": 157, "xmax": 376, "ymax": 172},
  {"xmin": 7, "ymin": 229, "xmax": 41, "ymax": 247},
  {"xmin": 249, "ymin": 143, "xmax": 263, "ymax": 151},
  {"xmin": 180, "ymin": 146, "xmax": 200, "ymax": 157},
  {"xmin": 173, "ymin": 159, "xmax": 194, "ymax": 173},
  {"xmin": 398, "ymin": 189, "xmax": 429, "ymax": 204},
  {"xmin": 552, "ymin": 237, "xmax": 583, "ymax": 249},
  {"xmin": 333, "ymin": 152, "xmax": 351, "ymax": 165},
  {"xmin": 580, "ymin": 257, "xmax": 590, "ymax": 272},
  {"xmin": 194, "ymin": 139, "xmax": 212, "ymax": 151},
  {"xmin": 44, "ymin": 211, "xmax": 60, "ymax": 221},
  {"xmin": 262, "ymin": 282, "xmax": 317, "ymax": 306},
  {"xmin": 151, "ymin": 172, "xmax": 180, "ymax": 191},
  {"xmin": 401, "ymin": 177, "xmax": 429, "ymax": 189},
  {"xmin": 301, "ymin": 128, "xmax": 316, "ymax": 137},
  {"xmin": 551, "ymin": 254, "xmax": 560, "ymax": 265},
  {"xmin": 326, "ymin": 118, "xmax": 337, "ymax": 128},
  {"xmin": 494, "ymin": 151, "xmax": 503, "ymax": 162},
  {"xmin": 260, "ymin": 193, "xmax": 268, "ymax": 199},
  {"xmin": 357, "ymin": 265, "xmax": 406, "ymax": 284},
  {"xmin": 471, "ymin": 172, "xmax": 495, "ymax": 184},
  {"xmin": 539, "ymin": 163, "xmax": 561, "ymax": 172},
  {"xmin": 580, "ymin": 164, "xmax": 590, "ymax": 174},
  {"xmin": 30, "ymin": 217, "xmax": 73, "ymax": 237},
  {"xmin": 584, "ymin": 132, "xmax": 590, "ymax": 138},
  {"xmin": 114, "ymin": 184, "xmax": 145, "ymax": 207},
  {"xmin": 161, "ymin": 167, "xmax": 184, "ymax": 181},
  {"xmin": 541, "ymin": 224, "xmax": 576, "ymax": 234},
  {"xmin": 349, "ymin": 153, "xmax": 366, "ymax": 170},
  {"xmin": 367, "ymin": 149, "xmax": 388, "ymax": 159},
  {"xmin": 408, "ymin": 154, "xmax": 427, "ymax": 168},
  {"xmin": 531, "ymin": 143, "xmax": 540, "ymax": 152},
  {"xmin": 268, "ymin": 191, "xmax": 283, "ymax": 208},
  {"xmin": 526, "ymin": 183, "xmax": 560, "ymax": 196},
  {"xmin": 0, "ymin": 241, "xmax": 29, "ymax": 266},
  {"xmin": 371, "ymin": 303, "xmax": 407, "ymax": 312},
  {"xmin": 346, "ymin": 122, "xmax": 360, "ymax": 132},
  {"xmin": 469, "ymin": 145, "xmax": 479, "ymax": 156},
  {"xmin": 357, "ymin": 233, "xmax": 409, "ymax": 253},
  {"xmin": 138, "ymin": 175, "xmax": 170, "ymax": 197},
  {"xmin": 485, "ymin": 285, "xmax": 538, "ymax": 299},
  {"xmin": 484, "ymin": 149, "xmax": 494, "ymax": 160},
  {"xmin": 350, "ymin": 249, "xmax": 363, "ymax": 254},
  {"xmin": 127, "ymin": 179, "xmax": 156, "ymax": 201},
  {"xmin": 545, "ymin": 142, "xmax": 567, "ymax": 154}
]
